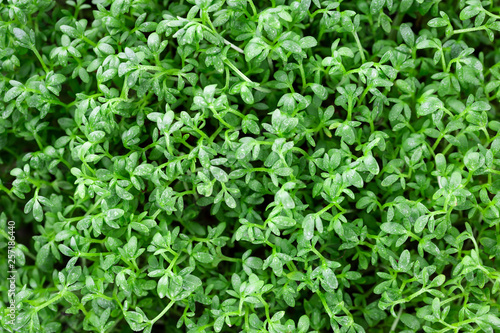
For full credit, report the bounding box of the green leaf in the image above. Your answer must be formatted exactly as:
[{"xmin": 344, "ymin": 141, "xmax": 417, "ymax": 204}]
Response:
[
  {"xmin": 134, "ymin": 164, "xmax": 154, "ymax": 176},
  {"xmin": 336, "ymin": 123, "xmax": 356, "ymax": 145},
  {"xmin": 111, "ymin": 0, "xmax": 131, "ymax": 17},
  {"xmin": 417, "ymin": 96, "xmax": 443, "ymax": 116},
  {"xmin": 33, "ymin": 200, "xmax": 43, "ymax": 222},
  {"xmin": 299, "ymin": 37, "xmax": 317, "ymax": 49},
  {"xmin": 210, "ymin": 166, "xmax": 229, "ymax": 183},
  {"xmin": 297, "ymin": 315, "xmax": 310, "ymax": 333},
  {"xmin": 303, "ymin": 214, "xmax": 315, "ymax": 240},
  {"xmin": 245, "ymin": 42, "xmax": 265, "ymax": 62},
  {"xmin": 400, "ymin": 313, "xmax": 420, "ymax": 330},
  {"xmin": 224, "ymin": 192, "xmax": 236, "ymax": 208},
  {"xmin": 4, "ymin": 87, "xmax": 23, "ymax": 102},
  {"xmin": 398, "ymin": 250, "xmax": 411, "ymax": 271},
  {"xmin": 344, "ymin": 169, "xmax": 363, "ymax": 188},
  {"xmin": 371, "ymin": 0, "xmax": 385, "ymax": 14},
  {"xmin": 281, "ymin": 40, "xmax": 302, "ymax": 54},
  {"xmin": 124, "ymin": 236, "xmax": 138, "ymax": 258},
  {"xmin": 157, "ymin": 275, "xmax": 169, "ymax": 299},
  {"xmin": 415, "ymin": 215, "xmax": 429, "ymax": 233},
  {"xmin": 272, "ymin": 216, "xmax": 296, "ymax": 228},
  {"xmin": 277, "ymin": 190, "xmax": 295, "ymax": 209},
  {"xmin": 116, "ymin": 186, "xmax": 133, "ymax": 200},
  {"xmin": 428, "ymin": 18, "xmax": 448, "ymax": 28},
  {"xmin": 60, "ymin": 25, "xmax": 78, "ymax": 38},
  {"xmin": 464, "ymin": 151, "xmax": 484, "ymax": 172},
  {"xmin": 381, "ymin": 174, "xmax": 399, "ymax": 186},
  {"xmin": 98, "ymin": 43, "xmax": 115, "ymax": 55},
  {"xmin": 460, "ymin": 5, "xmax": 481, "ymax": 20},
  {"xmin": 13, "ymin": 28, "xmax": 32, "ymax": 47},
  {"xmin": 240, "ymin": 85, "xmax": 254, "ymax": 104},
  {"xmin": 67, "ymin": 266, "xmax": 82, "ymax": 285},
  {"xmin": 399, "ymin": 24, "xmax": 415, "ymax": 47},
  {"xmin": 364, "ymin": 155, "xmax": 380, "ymax": 174},
  {"xmin": 194, "ymin": 252, "xmax": 214, "ymax": 263},
  {"xmin": 380, "ymin": 223, "xmax": 407, "ymax": 235},
  {"xmin": 107, "ymin": 209, "xmax": 124, "ymax": 220},
  {"xmin": 311, "ymin": 84, "xmax": 327, "ymax": 100},
  {"xmin": 214, "ymin": 316, "xmax": 224, "ymax": 332}
]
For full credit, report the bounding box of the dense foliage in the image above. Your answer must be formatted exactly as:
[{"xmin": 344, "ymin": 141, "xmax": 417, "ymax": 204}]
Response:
[{"xmin": 1, "ymin": 0, "xmax": 500, "ymax": 332}]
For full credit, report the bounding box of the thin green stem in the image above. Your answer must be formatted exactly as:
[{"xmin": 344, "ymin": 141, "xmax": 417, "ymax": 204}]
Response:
[
  {"xmin": 31, "ymin": 47, "xmax": 49, "ymax": 73},
  {"xmin": 151, "ymin": 300, "xmax": 175, "ymax": 325},
  {"xmin": 353, "ymin": 31, "xmax": 366, "ymax": 63},
  {"xmin": 453, "ymin": 26, "xmax": 487, "ymax": 34},
  {"xmin": 390, "ymin": 306, "xmax": 403, "ymax": 332},
  {"xmin": 248, "ymin": 0, "xmax": 258, "ymax": 16},
  {"xmin": 223, "ymin": 59, "xmax": 270, "ymax": 93},
  {"xmin": 35, "ymin": 292, "xmax": 63, "ymax": 311},
  {"xmin": 82, "ymin": 36, "xmax": 97, "ymax": 47}
]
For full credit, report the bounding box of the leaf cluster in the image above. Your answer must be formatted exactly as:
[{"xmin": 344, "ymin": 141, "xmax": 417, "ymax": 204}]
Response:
[{"xmin": 1, "ymin": 0, "xmax": 500, "ymax": 332}]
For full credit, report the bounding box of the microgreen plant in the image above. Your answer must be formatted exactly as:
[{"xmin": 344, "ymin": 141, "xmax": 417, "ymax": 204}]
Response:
[{"xmin": 1, "ymin": 0, "xmax": 500, "ymax": 332}]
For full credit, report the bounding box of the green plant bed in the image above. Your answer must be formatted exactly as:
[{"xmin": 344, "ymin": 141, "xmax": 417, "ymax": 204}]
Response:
[{"xmin": 1, "ymin": 0, "xmax": 500, "ymax": 332}]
